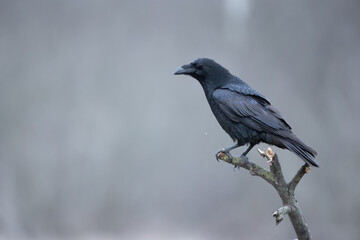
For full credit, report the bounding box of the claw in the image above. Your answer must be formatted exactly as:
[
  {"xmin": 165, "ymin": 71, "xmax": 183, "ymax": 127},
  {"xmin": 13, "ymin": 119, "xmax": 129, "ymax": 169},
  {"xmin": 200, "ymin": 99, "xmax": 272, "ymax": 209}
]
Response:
[
  {"xmin": 215, "ymin": 152, "xmax": 220, "ymax": 161},
  {"xmin": 239, "ymin": 154, "xmax": 249, "ymax": 162},
  {"xmin": 215, "ymin": 149, "xmax": 233, "ymax": 162},
  {"xmin": 215, "ymin": 148, "xmax": 226, "ymax": 161}
]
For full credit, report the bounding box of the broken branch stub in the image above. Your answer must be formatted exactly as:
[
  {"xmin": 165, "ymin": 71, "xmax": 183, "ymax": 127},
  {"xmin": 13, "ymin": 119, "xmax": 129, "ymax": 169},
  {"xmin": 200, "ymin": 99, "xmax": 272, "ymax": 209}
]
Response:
[{"xmin": 258, "ymin": 147, "xmax": 275, "ymax": 165}]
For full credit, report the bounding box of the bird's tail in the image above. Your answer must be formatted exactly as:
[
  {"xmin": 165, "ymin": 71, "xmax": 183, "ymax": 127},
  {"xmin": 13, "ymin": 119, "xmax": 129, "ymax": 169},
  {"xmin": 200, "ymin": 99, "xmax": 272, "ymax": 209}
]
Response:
[{"xmin": 279, "ymin": 135, "xmax": 319, "ymax": 167}]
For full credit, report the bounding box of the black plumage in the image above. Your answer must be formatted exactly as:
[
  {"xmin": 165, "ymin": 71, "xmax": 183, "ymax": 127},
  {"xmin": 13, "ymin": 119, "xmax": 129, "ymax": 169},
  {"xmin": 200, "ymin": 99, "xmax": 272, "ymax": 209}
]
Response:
[{"xmin": 174, "ymin": 58, "xmax": 318, "ymax": 167}]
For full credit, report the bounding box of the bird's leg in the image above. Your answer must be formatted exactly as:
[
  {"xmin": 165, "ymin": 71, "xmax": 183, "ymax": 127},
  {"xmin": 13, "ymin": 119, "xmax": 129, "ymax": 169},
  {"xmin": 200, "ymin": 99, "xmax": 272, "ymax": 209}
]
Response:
[
  {"xmin": 239, "ymin": 143, "xmax": 255, "ymax": 162},
  {"xmin": 215, "ymin": 142, "xmax": 240, "ymax": 161}
]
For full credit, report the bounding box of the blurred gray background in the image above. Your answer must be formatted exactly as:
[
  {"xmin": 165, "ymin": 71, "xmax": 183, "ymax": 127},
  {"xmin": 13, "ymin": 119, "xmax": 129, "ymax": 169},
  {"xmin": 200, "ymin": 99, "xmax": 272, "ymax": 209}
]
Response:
[{"xmin": 1, "ymin": 0, "xmax": 359, "ymax": 239}]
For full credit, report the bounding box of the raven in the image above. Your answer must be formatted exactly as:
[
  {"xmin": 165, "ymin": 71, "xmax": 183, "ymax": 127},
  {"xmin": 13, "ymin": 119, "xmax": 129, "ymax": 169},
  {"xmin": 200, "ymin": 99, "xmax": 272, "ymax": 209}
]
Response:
[{"xmin": 174, "ymin": 58, "xmax": 318, "ymax": 167}]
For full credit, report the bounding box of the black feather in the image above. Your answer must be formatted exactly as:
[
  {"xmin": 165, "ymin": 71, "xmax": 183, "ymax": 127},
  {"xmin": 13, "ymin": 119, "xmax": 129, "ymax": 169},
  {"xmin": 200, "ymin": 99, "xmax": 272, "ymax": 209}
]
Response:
[{"xmin": 175, "ymin": 58, "xmax": 318, "ymax": 167}]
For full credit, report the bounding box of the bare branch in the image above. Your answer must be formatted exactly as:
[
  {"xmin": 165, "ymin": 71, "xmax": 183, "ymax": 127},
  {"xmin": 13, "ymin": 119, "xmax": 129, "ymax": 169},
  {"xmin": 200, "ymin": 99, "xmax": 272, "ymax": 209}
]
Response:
[
  {"xmin": 288, "ymin": 164, "xmax": 311, "ymax": 193},
  {"xmin": 272, "ymin": 205, "xmax": 294, "ymax": 225},
  {"xmin": 216, "ymin": 151, "xmax": 276, "ymax": 186},
  {"xmin": 258, "ymin": 148, "xmax": 287, "ymax": 189},
  {"xmin": 216, "ymin": 147, "xmax": 312, "ymax": 240}
]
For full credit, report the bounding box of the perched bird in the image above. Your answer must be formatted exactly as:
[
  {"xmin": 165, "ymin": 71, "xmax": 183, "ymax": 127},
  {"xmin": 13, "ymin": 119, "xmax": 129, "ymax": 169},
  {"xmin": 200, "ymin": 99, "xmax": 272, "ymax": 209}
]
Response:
[{"xmin": 174, "ymin": 58, "xmax": 318, "ymax": 167}]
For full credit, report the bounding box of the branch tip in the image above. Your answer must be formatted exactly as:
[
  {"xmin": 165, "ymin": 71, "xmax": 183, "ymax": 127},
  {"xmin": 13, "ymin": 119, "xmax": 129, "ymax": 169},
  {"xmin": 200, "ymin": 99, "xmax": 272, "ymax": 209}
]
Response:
[
  {"xmin": 288, "ymin": 163, "xmax": 310, "ymax": 192},
  {"xmin": 272, "ymin": 205, "xmax": 293, "ymax": 225},
  {"xmin": 266, "ymin": 147, "xmax": 275, "ymax": 159},
  {"xmin": 258, "ymin": 147, "xmax": 275, "ymax": 166},
  {"xmin": 257, "ymin": 148, "xmax": 266, "ymax": 157},
  {"xmin": 216, "ymin": 151, "xmax": 232, "ymax": 163}
]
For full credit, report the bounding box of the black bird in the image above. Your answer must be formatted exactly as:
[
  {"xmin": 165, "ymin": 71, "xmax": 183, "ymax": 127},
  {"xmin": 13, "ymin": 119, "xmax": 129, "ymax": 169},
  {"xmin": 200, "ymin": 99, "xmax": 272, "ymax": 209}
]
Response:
[{"xmin": 174, "ymin": 58, "xmax": 318, "ymax": 167}]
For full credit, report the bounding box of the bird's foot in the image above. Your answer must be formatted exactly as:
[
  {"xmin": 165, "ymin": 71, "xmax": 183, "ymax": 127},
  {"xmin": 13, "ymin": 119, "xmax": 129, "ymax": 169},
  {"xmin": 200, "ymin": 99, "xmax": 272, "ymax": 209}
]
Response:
[
  {"xmin": 239, "ymin": 154, "xmax": 249, "ymax": 163},
  {"xmin": 215, "ymin": 148, "xmax": 233, "ymax": 162}
]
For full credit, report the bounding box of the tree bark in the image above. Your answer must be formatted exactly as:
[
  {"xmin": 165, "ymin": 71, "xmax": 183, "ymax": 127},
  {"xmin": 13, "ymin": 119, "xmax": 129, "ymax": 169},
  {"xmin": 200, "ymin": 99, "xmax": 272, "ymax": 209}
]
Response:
[{"xmin": 217, "ymin": 147, "xmax": 312, "ymax": 240}]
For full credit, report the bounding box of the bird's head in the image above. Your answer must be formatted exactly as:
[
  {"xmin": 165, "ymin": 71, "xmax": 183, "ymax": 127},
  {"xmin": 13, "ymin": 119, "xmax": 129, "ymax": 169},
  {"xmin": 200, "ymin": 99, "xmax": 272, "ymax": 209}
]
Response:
[{"xmin": 174, "ymin": 58, "xmax": 230, "ymax": 82}]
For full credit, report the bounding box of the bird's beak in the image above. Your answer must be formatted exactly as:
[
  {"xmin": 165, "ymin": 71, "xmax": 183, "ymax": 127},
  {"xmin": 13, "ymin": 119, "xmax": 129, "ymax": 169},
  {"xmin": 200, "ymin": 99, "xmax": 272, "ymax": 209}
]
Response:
[{"xmin": 174, "ymin": 64, "xmax": 195, "ymax": 75}]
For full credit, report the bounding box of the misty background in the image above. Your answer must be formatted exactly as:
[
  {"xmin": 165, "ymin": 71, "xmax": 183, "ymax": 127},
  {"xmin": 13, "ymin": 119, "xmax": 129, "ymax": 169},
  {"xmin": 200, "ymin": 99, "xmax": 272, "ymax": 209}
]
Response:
[{"xmin": 1, "ymin": 0, "xmax": 359, "ymax": 239}]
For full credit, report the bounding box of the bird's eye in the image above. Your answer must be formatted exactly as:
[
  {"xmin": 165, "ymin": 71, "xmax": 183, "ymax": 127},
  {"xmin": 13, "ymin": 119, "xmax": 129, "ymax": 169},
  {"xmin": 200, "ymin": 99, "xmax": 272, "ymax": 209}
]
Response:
[{"xmin": 192, "ymin": 63, "xmax": 201, "ymax": 69}]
